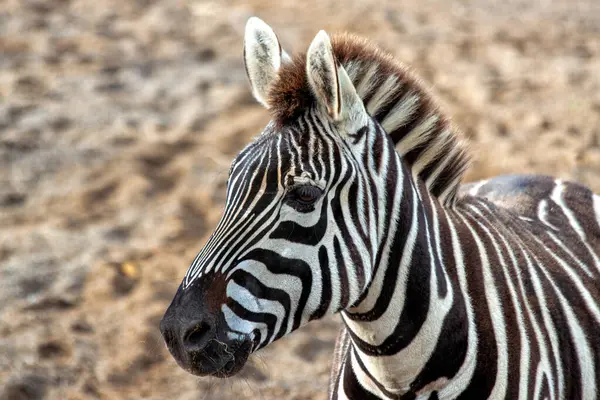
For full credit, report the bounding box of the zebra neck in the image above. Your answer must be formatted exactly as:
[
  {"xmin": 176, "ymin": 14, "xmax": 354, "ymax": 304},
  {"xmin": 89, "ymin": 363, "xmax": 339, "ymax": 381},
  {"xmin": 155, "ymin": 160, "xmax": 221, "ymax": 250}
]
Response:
[{"xmin": 338, "ymin": 157, "xmax": 468, "ymax": 397}]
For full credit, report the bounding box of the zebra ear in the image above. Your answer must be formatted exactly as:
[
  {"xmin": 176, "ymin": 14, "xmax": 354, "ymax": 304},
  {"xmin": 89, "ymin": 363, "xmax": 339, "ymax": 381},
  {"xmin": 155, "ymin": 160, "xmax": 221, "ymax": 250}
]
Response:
[
  {"xmin": 244, "ymin": 17, "xmax": 290, "ymax": 108},
  {"xmin": 306, "ymin": 30, "xmax": 364, "ymax": 123}
]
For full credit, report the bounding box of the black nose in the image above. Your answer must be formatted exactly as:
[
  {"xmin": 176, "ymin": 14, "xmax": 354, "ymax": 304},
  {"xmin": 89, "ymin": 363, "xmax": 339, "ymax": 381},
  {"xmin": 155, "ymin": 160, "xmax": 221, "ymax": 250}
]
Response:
[
  {"xmin": 160, "ymin": 314, "xmax": 239, "ymax": 376},
  {"xmin": 160, "ymin": 316, "xmax": 215, "ymax": 355},
  {"xmin": 182, "ymin": 320, "xmax": 213, "ymax": 353}
]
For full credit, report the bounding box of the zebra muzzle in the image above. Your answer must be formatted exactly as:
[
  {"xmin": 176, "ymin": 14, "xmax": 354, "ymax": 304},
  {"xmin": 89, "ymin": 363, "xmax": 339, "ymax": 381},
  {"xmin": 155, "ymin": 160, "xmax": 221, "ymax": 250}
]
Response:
[{"xmin": 159, "ymin": 286, "xmax": 252, "ymax": 377}]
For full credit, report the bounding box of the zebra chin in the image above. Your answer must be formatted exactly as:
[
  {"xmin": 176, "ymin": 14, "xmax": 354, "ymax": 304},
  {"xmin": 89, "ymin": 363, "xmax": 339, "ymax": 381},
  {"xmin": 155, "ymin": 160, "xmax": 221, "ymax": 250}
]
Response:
[{"xmin": 180, "ymin": 337, "xmax": 252, "ymax": 379}]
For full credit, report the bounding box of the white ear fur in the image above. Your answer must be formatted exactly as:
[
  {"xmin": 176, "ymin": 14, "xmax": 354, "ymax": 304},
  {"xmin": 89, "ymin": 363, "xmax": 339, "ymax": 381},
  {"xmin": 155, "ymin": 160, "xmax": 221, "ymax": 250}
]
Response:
[
  {"xmin": 306, "ymin": 31, "xmax": 365, "ymax": 123},
  {"xmin": 244, "ymin": 17, "xmax": 290, "ymax": 108}
]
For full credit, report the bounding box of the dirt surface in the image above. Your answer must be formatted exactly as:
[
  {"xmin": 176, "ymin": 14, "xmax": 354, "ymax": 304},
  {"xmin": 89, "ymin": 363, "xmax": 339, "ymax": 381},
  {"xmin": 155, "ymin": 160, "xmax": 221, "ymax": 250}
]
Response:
[{"xmin": 1, "ymin": 0, "xmax": 600, "ymax": 399}]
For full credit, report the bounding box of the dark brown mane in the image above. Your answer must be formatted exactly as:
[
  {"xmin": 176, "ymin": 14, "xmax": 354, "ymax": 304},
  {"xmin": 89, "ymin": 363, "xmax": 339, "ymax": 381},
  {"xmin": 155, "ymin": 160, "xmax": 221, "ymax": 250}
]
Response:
[
  {"xmin": 267, "ymin": 33, "xmax": 470, "ymax": 206},
  {"xmin": 268, "ymin": 34, "xmax": 429, "ymax": 124}
]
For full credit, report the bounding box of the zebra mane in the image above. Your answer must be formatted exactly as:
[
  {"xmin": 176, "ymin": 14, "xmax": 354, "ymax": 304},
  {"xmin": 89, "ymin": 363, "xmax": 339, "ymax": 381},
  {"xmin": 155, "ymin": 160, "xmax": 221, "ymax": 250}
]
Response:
[{"xmin": 267, "ymin": 33, "xmax": 471, "ymax": 206}]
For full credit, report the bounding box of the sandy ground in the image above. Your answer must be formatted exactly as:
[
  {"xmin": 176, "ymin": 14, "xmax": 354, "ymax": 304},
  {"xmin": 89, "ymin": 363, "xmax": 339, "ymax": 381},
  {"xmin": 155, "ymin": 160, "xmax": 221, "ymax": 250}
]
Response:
[{"xmin": 1, "ymin": 0, "xmax": 600, "ymax": 399}]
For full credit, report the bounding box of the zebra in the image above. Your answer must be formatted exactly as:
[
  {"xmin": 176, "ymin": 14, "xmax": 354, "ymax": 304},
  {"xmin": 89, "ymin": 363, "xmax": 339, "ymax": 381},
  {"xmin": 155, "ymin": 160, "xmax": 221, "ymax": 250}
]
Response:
[{"xmin": 160, "ymin": 17, "xmax": 600, "ymax": 399}]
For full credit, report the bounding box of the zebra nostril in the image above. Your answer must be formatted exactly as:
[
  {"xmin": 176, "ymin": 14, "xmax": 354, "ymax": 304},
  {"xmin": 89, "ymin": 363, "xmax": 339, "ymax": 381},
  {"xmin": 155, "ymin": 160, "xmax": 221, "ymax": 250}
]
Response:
[{"xmin": 183, "ymin": 321, "xmax": 213, "ymax": 352}]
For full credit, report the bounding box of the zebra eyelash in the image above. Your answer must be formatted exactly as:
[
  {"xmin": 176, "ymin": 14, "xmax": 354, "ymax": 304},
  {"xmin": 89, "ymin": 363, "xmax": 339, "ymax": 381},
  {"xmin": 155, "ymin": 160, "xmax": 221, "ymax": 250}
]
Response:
[{"xmin": 284, "ymin": 184, "xmax": 324, "ymax": 212}]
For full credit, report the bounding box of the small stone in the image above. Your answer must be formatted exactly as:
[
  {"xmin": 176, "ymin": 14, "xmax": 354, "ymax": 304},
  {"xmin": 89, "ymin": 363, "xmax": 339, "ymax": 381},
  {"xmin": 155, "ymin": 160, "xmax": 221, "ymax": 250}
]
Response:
[
  {"xmin": 0, "ymin": 374, "xmax": 47, "ymax": 400},
  {"xmin": 540, "ymin": 118, "xmax": 553, "ymax": 130},
  {"xmin": 195, "ymin": 48, "xmax": 216, "ymax": 62},
  {"xmin": 19, "ymin": 276, "xmax": 50, "ymax": 296},
  {"xmin": 293, "ymin": 337, "xmax": 334, "ymax": 362},
  {"xmin": 112, "ymin": 261, "xmax": 141, "ymax": 296},
  {"xmin": 236, "ymin": 363, "xmax": 267, "ymax": 382},
  {"xmin": 24, "ymin": 294, "xmax": 78, "ymax": 311},
  {"xmin": 95, "ymin": 81, "xmax": 125, "ymax": 93},
  {"xmin": 13, "ymin": 75, "xmax": 45, "ymax": 95},
  {"xmin": 49, "ymin": 116, "xmax": 72, "ymax": 132},
  {"xmin": 7, "ymin": 104, "xmax": 36, "ymax": 121},
  {"xmin": 1, "ymin": 192, "xmax": 26, "ymax": 207},
  {"xmin": 77, "ymin": 54, "xmax": 95, "ymax": 65},
  {"xmin": 195, "ymin": 80, "xmax": 212, "ymax": 93},
  {"xmin": 188, "ymin": 116, "xmax": 206, "ymax": 132},
  {"xmin": 71, "ymin": 319, "xmax": 94, "ymax": 334},
  {"xmin": 100, "ymin": 65, "xmax": 120, "ymax": 75},
  {"xmin": 37, "ymin": 340, "xmax": 68, "ymax": 359}
]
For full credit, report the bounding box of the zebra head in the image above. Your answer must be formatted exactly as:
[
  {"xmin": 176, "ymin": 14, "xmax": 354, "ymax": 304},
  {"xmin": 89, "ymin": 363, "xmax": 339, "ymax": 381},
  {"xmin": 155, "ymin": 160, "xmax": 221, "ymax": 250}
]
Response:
[{"xmin": 161, "ymin": 18, "xmax": 399, "ymax": 378}]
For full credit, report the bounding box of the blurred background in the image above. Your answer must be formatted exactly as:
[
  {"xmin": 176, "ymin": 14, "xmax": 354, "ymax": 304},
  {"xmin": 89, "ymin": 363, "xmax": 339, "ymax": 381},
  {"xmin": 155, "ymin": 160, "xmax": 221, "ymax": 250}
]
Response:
[{"xmin": 1, "ymin": 0, "xmax": 600, "ymax": 399}]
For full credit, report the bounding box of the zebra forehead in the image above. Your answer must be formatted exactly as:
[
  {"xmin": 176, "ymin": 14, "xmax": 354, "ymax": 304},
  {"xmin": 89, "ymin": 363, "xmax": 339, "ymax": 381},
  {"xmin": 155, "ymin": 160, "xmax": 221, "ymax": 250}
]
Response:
[
  {"xmin": 234, "ymin": 120, "xmax": 322, "ymax": 165},
  {"xmin": 230, "ymin": 131, "xmax": 299, "ymax": 175}
]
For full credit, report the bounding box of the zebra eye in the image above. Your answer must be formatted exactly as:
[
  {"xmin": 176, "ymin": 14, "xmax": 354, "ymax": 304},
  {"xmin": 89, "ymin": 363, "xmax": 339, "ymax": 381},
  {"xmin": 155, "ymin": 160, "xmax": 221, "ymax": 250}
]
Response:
[{"xmin": 290, "ymin": 185, "xmax": 322, "ymax": 205}]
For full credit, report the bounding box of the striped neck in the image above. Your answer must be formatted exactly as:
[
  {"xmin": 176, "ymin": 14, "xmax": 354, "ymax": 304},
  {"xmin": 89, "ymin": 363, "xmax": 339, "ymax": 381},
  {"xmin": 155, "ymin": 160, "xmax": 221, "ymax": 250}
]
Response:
[{"xmin": 337, "ymin": 128, "xmax": 468, "ymax": 397}]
